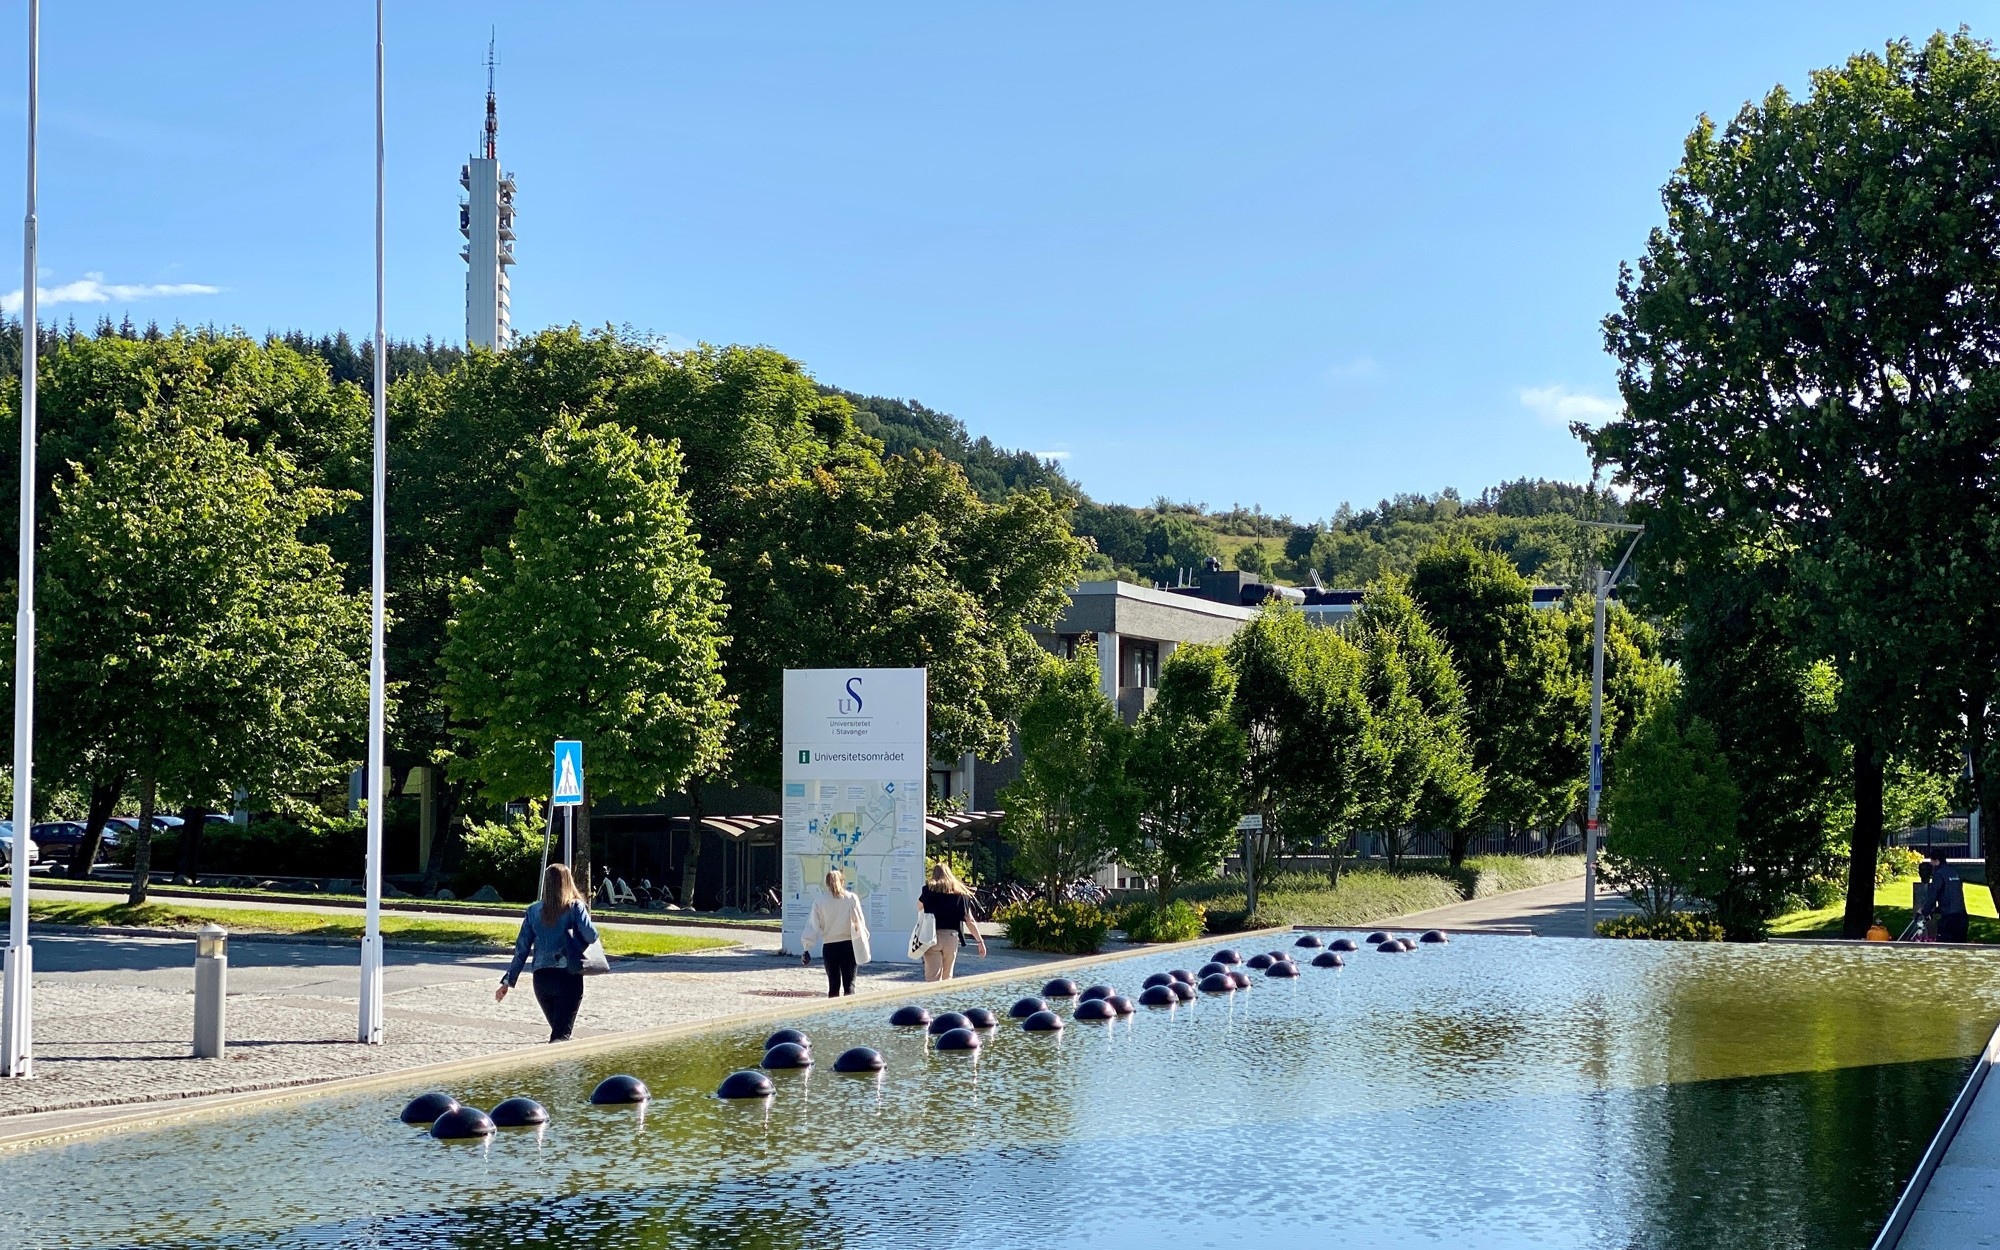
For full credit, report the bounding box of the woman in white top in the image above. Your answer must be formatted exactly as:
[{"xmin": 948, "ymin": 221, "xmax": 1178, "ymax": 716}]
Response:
[{"xmin": 801, "ymin": 869, "xmax": 871, "ymax": 997}]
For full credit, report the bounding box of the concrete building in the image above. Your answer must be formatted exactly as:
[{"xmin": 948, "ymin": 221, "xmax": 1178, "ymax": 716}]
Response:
[{"xmin": 459, "ymin": 43, "xmax": 516, "ymax": 351}]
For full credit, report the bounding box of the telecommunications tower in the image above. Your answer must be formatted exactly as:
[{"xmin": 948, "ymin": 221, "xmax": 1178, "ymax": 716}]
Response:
[{"xmin": 459, "ymin": 36, "xmax": 515, "ymax": 350}]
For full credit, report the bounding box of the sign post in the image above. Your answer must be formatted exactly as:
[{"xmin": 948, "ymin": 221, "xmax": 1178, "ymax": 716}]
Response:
[
  {"xmin": 780, "ymin": 670, "xmax": 927, "ymax": 957},
  {"xmin": 1238, "ymin": 814, "xmax": 1264, "ymax": 921},
  {"xmin": 552, "ymin": 739, "xmax": 583, "ymax": 866}
]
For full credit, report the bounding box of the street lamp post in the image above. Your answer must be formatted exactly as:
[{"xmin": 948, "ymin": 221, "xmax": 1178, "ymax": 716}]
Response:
[
  {"xmin": 3, "ymin": 0, "xmax": 42, "ymax": 1080},
  {"xmin": 1583, "ymin": 522, "xmax": 1644, "ymax": 938},
  {"xmin": 357, "ymin": 0, "xmax": 388, "ymax": 1045}
]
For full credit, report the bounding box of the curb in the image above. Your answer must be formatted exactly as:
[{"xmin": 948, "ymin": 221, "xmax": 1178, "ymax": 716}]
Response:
[{"xmin": 0, "ymin": 924, "xmax": 1291, "ymax": 1153}]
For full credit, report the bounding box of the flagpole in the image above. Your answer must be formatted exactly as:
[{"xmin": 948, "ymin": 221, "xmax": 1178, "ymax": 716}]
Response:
[
  {"xmin": 357, "ymin": 0, "xmax": 387, "ymax": 1045},
  {"xmin": 2, "ymin": 0, "xmax": 40, "ymax": 1079}
]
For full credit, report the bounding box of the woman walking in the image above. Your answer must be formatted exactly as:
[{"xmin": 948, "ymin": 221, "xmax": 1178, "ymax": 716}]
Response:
[
  {"xmin": 917, "ymin": 862, "xmax": 986, "ymax": 982},
  {"xmin": 801, "ymin": 869, "xmax": 871, "ymax": 997},
  {"xmin": 495, "ymin": 863, "xmax": 600, "ymax": 1042}
]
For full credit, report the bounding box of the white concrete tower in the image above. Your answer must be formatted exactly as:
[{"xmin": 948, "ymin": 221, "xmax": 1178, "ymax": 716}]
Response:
[{"xmin": 459, "ymin": 38, "xmax": 515, "ymax": 350}]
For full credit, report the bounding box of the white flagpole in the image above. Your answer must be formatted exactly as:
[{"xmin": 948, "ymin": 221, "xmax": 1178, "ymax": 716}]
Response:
[
  {"xmin": 2, "ymin": 0, "xmax": 41, "ymax": 1080},
  {"xmin": 357, "ymin": 0, "xmax": 387, "ymax": 1044}
]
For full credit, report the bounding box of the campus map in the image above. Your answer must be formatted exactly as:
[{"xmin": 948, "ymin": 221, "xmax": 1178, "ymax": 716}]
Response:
[{"xmin": 782, "ymin": 778, "xmax": 925, "ymax": 935}]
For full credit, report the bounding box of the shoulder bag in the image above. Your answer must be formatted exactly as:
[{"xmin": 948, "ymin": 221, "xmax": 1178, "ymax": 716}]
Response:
[{"xmin": 908, "ymin": 909, "xmax": 937, "ymax": 961}]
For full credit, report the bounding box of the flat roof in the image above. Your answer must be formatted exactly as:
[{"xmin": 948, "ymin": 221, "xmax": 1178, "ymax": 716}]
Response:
[{"xmin": 1069, "ymin": 579, "xmax": 1262, "ymax": 622}]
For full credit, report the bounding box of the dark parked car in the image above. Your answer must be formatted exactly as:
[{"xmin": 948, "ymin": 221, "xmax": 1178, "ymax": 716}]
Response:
[{"xmin": 31, "ymin": 821, "xmax": 118, "ymax": 862}]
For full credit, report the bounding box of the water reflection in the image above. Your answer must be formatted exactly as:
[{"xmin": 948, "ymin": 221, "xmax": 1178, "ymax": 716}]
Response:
[{"xmin": 5, "ymin": 938, "xmax": 1996, "ymax": 1250}]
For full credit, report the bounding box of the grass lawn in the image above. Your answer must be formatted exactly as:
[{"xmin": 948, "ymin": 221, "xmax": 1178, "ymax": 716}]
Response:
[
  {"xmin": 1172, "ymin": 856, "xmax": 1583, "ymax": 931},
  {"xmin": 0, "ymin": 898, "xmax": 734, "ymax": 958},
  {"xmin": 2, "ymin": 873, "xmax": 780, "ymax": 930},
  {"xmin": 1768, "ymin": 876, "xmax": 2000, "ymax": 943}
]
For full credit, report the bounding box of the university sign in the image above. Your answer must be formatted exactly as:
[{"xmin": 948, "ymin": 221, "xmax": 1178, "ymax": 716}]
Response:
[{"xmin": 780, "ymin": 668, "xmax": 927, "ymax": 956}]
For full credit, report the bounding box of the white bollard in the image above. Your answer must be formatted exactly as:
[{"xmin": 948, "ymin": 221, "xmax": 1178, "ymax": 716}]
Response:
[{"xmin": 194, "ymin": 924, "xmax": 227, "ymax": 1059}]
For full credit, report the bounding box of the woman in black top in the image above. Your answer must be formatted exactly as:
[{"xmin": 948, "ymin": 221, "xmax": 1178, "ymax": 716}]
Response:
[{"xmin": 917, "ymin": 862, "xmax": 987, "ymax": 981}]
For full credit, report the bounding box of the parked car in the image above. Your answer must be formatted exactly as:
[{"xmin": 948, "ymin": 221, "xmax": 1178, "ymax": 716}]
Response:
[
  {"xmin": 0, "ymin": 822, "xmax": 39, "ymax": 867},
  {"xmin": 105, "ymin": 815, "xmax": 182, "ymax": 836},
  {"xmin": 30, "ymin": 821, "xmax": 117, "ymax": 862}
]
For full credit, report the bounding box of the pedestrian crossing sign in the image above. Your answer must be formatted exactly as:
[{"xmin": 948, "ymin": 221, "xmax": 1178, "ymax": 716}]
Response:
[{"xmin": 552, "ymin": 739, "xmax": 584, "ymax": 807}]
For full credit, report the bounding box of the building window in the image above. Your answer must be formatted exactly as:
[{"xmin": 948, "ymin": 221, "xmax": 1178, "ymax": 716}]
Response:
[
  {"xmin": 930, "ymin": 769, "xmax": 954, "ymax": 805},
  {"xmin": 1121, "ymin": 639, "xmax": 1159, "ymax": 689}
]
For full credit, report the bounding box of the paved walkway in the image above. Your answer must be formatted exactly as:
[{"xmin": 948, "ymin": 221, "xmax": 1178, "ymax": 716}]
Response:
[
  {"xmin": 1899, "ymin": 1063, "xmax": 2000, "ymax": 1250},
  {"xmin": 1386, "ymin": 873, "xmax": 1632, "ymax": 937},
  {"xmin": 0, "ymin": 923, "xmax": 1064, "ymax": 1140}
]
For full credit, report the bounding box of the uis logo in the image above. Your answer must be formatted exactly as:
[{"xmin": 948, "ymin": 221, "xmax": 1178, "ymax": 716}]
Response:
[{"xmin": 838, "ymin": 676, "xmax": 865, "ymax": 716}]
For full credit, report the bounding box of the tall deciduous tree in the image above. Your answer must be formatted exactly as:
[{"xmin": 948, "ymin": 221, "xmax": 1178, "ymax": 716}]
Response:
[
  {"xmin": 1353, "ymin": 577, "xmax": 1484, "ymax": 863},
  {"xmin": 1000, "ymin": 645, "xmax": 1135, "ymax": 900},
  {"xmin": 1118, "ymin": 645, "xmax": 1247, "ymax": 903},
  {"xmin": 32, "ymin": 409, "xmax": 368, "ymax": 903},
  {"xmin": 441, "ymin": 415, "xmax": 731, "ymax": 894},
  {"xmin": 1409, "ymin": 541, "xmax": 1589, "ymax": 861},
  {"xmin": 1587, "ymin": 33, "xmax": 2000, "ymax": 935},
  {"xmin": 1601, "ymin": 702, "xmax": 1741, "ymax": 922},
  {"xmin": 1226, "ymin": 607, "xmax": 1377, "ymax": 885}
]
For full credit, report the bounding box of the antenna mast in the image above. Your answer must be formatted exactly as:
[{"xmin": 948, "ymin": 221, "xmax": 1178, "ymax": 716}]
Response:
[{"xmin": 482, "ymin": 31, "xmax": 497, "ymax": 160}]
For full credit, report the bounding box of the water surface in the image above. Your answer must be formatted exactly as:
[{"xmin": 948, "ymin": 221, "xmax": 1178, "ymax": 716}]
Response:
[{"xmin": 3, "ymin": 936, "xmax": 1994, "ymax": 1250}]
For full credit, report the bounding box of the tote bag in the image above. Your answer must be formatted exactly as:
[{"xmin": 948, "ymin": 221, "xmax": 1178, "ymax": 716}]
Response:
[
  {"xmin": 851, "ymin": 897, "xmax": 873, "ymax": 966},
  {"xmin": 575, "ymin": 938, "xmax": 611, "ymax": 975},
  {"xmin": 907, "ymin": 910, "xmax": 937, "ymax": 961}
]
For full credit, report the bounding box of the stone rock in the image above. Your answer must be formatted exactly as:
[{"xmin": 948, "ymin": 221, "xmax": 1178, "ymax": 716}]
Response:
[
  {"xmin": 467, "ymin": 885, "xmax": 504, "ymax": 903},
  {"xmin": 433, "ymin": 888, "xmax": 456, "ymax": 901}
]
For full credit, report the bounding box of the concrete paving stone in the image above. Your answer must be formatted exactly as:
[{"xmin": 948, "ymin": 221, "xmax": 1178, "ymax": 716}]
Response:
[{"xmin": 0, "ymin": 929, "xmax": 1067, "ymax": 1123}]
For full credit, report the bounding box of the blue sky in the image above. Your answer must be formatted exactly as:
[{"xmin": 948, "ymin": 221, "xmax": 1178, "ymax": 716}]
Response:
[{"xmin": 0, "ymin": 2, "xmax": 1981, "ymax": 517}]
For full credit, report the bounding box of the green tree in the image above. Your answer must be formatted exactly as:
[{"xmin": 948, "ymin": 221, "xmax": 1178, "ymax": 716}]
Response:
[
  {"xmin": 1353, "ymin": 577, "xmax": 1484, "ymax": 862},
  {"xmin": 1226, "ymin": 606, "xmax": 1377, "ymax": 886},
  {"xmin": 1587, "ymin": 33, "xmax": 2000, "ymax": 935},
  {"xmin": 441, "ymin": 414, "xmax": 731, "ymax": 894},
  {"xmin": 999, "ymin": 645, "xmax": 1136, "ymax": 899},
  {"xmin": 1409, "ymin": 540, "xmax": 1590, "ymax": 861},
  {"xmin": 1118, "ymin": 644, "xmax": 1247, "ymax": 902},
  {"xmin": 31, "ymin": 409, "xmax": 368, "ymax": 903},
  {"xmin": 1142, "ymin": 512, "xmax": 1220, "ymax": 583},
  {"xmin": 1676, "ymin": 563, "xmax": 1847, "ymax": 935},
  {"xmin": 1232, "ymin": 542, "xmax": 1271, "ymax": 575},
  {"xmin": 1601, "ymin": 703, "xmax": 1741, "ymax": 922}
]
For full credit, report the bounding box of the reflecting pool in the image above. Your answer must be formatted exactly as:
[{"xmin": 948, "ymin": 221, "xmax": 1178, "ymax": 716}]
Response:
[{"xmin": 4, "ymin": 936, "xmax": 1997, "ymax": 1250}]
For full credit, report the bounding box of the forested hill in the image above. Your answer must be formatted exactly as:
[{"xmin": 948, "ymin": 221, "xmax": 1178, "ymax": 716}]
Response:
[
  {"xmin": 0, "ymin": 318, "xmax": 1613, "ymax": 592},
  {"xmin": 835, "ymin": 382, "xmax": 1622, "ymax": 589}
]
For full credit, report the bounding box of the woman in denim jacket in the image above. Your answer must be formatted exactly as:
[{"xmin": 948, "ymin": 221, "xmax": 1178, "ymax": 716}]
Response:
[{"xmin": 495, "ymin": 863, "xmax": 600, "ymax": 1042}]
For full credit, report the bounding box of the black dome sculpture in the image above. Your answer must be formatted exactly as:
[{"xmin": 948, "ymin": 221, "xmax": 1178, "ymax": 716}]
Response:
[
  {"xmin": 1009, "ymin": 996, "xmax": 1050, "ymax": 1019},
  {"xmin": 1042, "ymin": 978, "xmax": 1080, "ymax": 998},
  {"xmin": 890, "ymin": 1005, "xmax": 932, "ymax": 1027},
  {"xmin": 1074, "ymin": 998, "xmax": 1117, "ymax": 1021},
  {"xmin": 1420, "ymin": 930, "xmax": 1449, "ymax": 944},
  {"xmin": 589, "ymin": 1075, "xmax": 650, "ymax": 1105},
  {"xmin": 400, "ymin": 1092, "xmax": 459, "ymax": 1125},
  {"xmin": 1199, "ymin": 972, "xmax": 1235, "ymax": 993},
  {"xmin": 965, "ymin": 1007, "xmax": 1000, "ymax": 1028},
  {"xmin": 762, "ymin": 1042, "xmax": 813, "ymax": 1070},
  {"xmin": 1310, "ymin": 951, "xmax": 1345, "ymax": 969},
  {"xmin": 927, "ymin": 1012, "xmax": 972, "ymax": 1037},
  {"xmin": 1139, "ymin": 984, "xmax": 1179, "ymax": 1007},
  {"xmin": 488, "ymin": 1097, "xmax": 548, "ymax": 1128},
  {"xmin": 935, "ymin": 1027, "xmax": 982, "ymax": 1052},
  {"xmin": 833, "ymin": 1047, "xmax": 886, "ymax": 1073},
  {"xmin": 1022, "ymin": 1010, "xmax": 1065, "ymax": 1032},
  {"xmin": 765, "ymin": 1028, "xmax": 811, "ymax": 1051},
  {"xmin": 717, "ymin": 1070, "xmax": 776, "ymax": 1100},
  {"xmin": 429, "ymin": 1106, "xmax": 495, "ymax": 1140}
]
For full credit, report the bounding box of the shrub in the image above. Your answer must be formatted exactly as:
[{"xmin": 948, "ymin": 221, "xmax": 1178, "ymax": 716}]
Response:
[
  {"xmin": 1595, "ymin": 913, "xmax": 1726, "ymax": 942},
  {"xmin": 456, "ymin": 810, "xmax": 548, "ymax": 902},
  {"xmin": 996, "ymin": 898, "xmax": 1110, "ymax": 954},
  {"xmin": 1877, "ymin": 846, "xmax": 1923, "ymax": 886},
  {"xmin": 1461, "ymin": 855, "xmax": 1585, "ymax": 898},
  {"xmin": 1117, "ymin": 898, "xmax": 1206, "ymax": 943}
]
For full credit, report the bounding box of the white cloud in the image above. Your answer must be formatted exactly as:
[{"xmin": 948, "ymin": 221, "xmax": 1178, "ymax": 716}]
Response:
[
  {"xmin": 1031, "ymin": 450, "xmax": 1072, "ymax": 461},
  {"xmin": 1519, "ymin": 384, "xmax": 1620, "ymax": 428},
  {"xmin": 1324, "ymin": 356, "xmax": 1377, "ymax": 383},
  {"xmin": 0, "ymin": 272, "xmax": 222, "ymax": 315}
]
